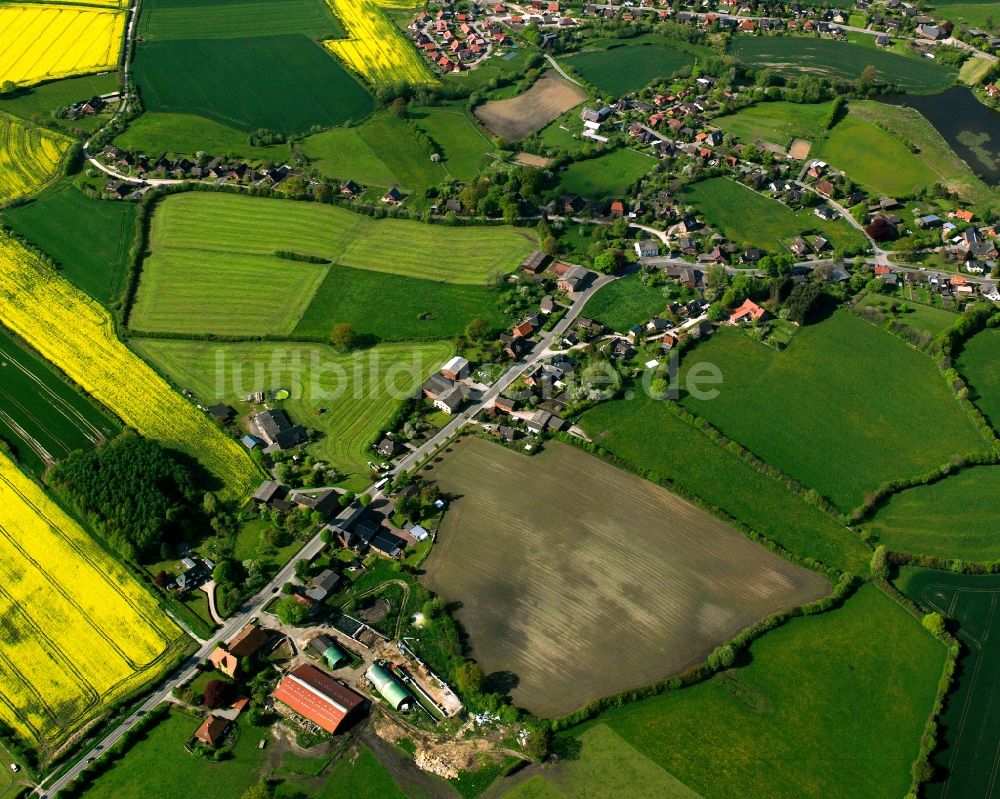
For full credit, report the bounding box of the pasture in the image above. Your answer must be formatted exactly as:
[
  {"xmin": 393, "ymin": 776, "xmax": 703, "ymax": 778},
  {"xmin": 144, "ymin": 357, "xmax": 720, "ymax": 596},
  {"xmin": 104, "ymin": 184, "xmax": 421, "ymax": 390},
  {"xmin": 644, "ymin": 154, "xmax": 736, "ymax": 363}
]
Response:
[
  {"xmin": 578, "ymin": 394, "xmax": 871, "ymax": 573},
  {"xmin": 867, "ymin": 466, "xmax": 1000, "ymax": 562},
  {"xmin": 138, "ymin": 0, "xmax": 341, "ymax": 40},
  {"xmin": 956, "ymin": 324, "xmax": 1000, "ymax": 431},
  {"xmin": 0, "ymin": 4, "xmax": 125, "ymax": 88},
  {"xmin": 0, "ymin": 451, "xmax": 182, "ymax": 756},
  {"xmin": 0, "ymin": 112, "xmax": 70, "ymax": 204},
  {"xmin": 559, "ymin": 148, "xmax": 656, "ymax": 199},
  {"xmin": 0, "ymin": 72, "xmax": 117, "ymax": 131},
  {"xmin": 0, "ymin": 327, "xmax": 116, "ymax": 476},
  {"xmin": 548, "ymin": 584, "xmax": 945, "ymax": 799},
  {"xmin": 584, "ymin": 274, "xmax": 669, "ymax": 333},
  {"xmin": 679, "ymin": 313, "xmax": 989, "ymax": 512},
  {"xmin": 303, "ymin": 111, "xmax": 447, "ymax": 191},
  {"xmin": 2, "ymin": 180, "xmax": 135, "ymax": 305},
  {"xmin": 142, "ymin": 192, "xmax": 536, "ymax": 285},
  {"xmin": 133, "ymin": 34, "xmax": 374, "ymax": 133},
  {"xmin": 294, "ymin": 265, "xmax": 509, "ymax": 342},
  {"xmin": 113, "ymin": 113, "xmax": 293, "ymax": 162},
  {"xmin": 731, "ymin": 36, "xmax": 956, "ymax": 94},
  {"xmin": 896, "ymin": 568, "xmax": 1000, "ymax": 799},
  {"xmin": 561, "ymin": 37, "xmax": 703, "ymax": 97},
  {"xmin": 410, "ymin": 104, "xmax": 495, "ymax": 181},
  {"xmin": 132, "ymin": 338, "xmax": 452, "ymax": 482},
  {"xmin": 322, "ymin": 0, "xmax": 434, "ymax": 86},
  {"xmin": 852, "ymin": 292, "xmax": 958, "ymax": 337},
  {"xmin": 475, "ymin": 71, "xmax": 587, "ymax": 142},
  {"xmin": 680, "ymin": 177, "xmax": 865, "ymax": 253},
  {"xmin": 0, "ymin": 232, "xmax": 260, "ymax": 501},
  {"xmin": 928, "ymin": 0, "xmax": 1000, "ymax": 29},
  {"xmin": 422, "ymin": 437, "xmax": 830, "ymax": 717},
  {"xmin": 814, "ymin": 111, "xmax": 935, "ymax": 197},
  {"xmin": 714, "ymin": 100, "xmax": 832, "ymax": 148}
]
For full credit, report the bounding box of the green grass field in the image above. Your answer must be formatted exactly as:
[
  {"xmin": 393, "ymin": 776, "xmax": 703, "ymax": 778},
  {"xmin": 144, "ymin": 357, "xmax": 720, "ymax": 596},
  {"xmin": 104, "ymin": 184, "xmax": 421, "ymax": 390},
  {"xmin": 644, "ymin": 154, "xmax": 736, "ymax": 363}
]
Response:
[
  {"xmin": 303, "ymin": 111, "xmax": 447, "ymax": 191},
  {"xmin": 867, "ymin": 465, "xmax": 1000, "ymax": 561},
  {"xmin": 2, "ymin": 180, "xmax": 135, "ymax": 306},
  {"xmin": 409, "ymin": 104, "xmax": 495, "ymax": 181},
  {"xmin": 956, "ymin": 327, "xmax": 1000, "ymax": 430},
  {"xmin": 133, "ymin": 34, "xmax": 374, "ymax": 133},
  {"xmin": 113, "ymin": 113, "xmax": 292, "ymax": 161},
  {"xmin": 502, "ymin": 724, "xmax": 703, "ymax": 799},
  {"xmin": 814, "ymin": 112, "xmax": 935, "ymax": 197},
  {"xmin": 848, "ymin": 100, "xmax": 997, "ymax": 207},
  {"xmin": 0, "ymin": 326, "xmax": 118, "ymax": 476},
  {"xmin": 929, "ymin": 0, "xmax": 1000, "ymax": 29},
  {"xmin": 731, "ymin": 36, "xmax": 957, "ymax": 94},
  {"xmin": 0, "ymin": 72, "xmax": 118, "ymax": 132},
  {"xmin": 139, "ymin": 0, "xmax": 342, "ymax": 40},
  {"xmin": 549, "ymin": 584, "xmax": 945, "ymax": 799},
  {"xmin": 714, "ymin": 100, "xmax": 832, "ymax": 148},
  {"xmin": 560, "ymin": 148, "xmax": 656, "ymax": 199},
  {"xmin": 562, "ymin": 37, "xmax": 704, "ymax": 96},
  {"xmin": 895, "ymin": 568, "xmax": 1000, "ymax": 799},
  {"xmin": 680, "ymin": 177, "xmax": 866, "ymax": 254},
  {"xmin": 578, "ymin": 393, "xmax": 871, "ymax": 573},
  {"xmin": 77, "ymin": 708, "xmax": 269, "ymax": 799},
  {"xmin": 133, "ymin": 338, "xmax": 452, "ymax": 482},
  {"xmin": 142, "ymin": 191, "xmax": 535, "ymax": 283},
  {"xmin": 680, "ymin": 313, "xmax": 989, "ymax": 512},
  {"xmin": 294, "ymin": 265, "xmax": 509, "ymax": 342},
  {"xmin": 852, "ymin": 292, "xmax": 958, "ymax": 337},
  {"xmin": 584, "ymin": 274, "xmax": 669, "ymax": 333}
]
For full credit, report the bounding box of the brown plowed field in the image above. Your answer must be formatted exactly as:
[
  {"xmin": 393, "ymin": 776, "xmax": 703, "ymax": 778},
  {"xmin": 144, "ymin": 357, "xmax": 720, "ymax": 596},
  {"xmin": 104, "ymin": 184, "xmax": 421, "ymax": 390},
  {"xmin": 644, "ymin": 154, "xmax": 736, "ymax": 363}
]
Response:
[
  {"xmin": 474, "ymin": 70, "xmax": 586, "ymax": 142},
  {"xmin": 421, "ymin": 437, "xmax": 830, "ymax": 717}
]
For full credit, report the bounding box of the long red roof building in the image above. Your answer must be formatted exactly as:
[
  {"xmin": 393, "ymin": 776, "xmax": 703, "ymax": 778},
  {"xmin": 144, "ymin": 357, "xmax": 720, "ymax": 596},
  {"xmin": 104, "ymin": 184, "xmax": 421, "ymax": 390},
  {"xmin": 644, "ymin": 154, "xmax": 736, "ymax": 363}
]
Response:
[{"xmin": 273, "ymin": 663, "xmax": 365, "ymax": 734}]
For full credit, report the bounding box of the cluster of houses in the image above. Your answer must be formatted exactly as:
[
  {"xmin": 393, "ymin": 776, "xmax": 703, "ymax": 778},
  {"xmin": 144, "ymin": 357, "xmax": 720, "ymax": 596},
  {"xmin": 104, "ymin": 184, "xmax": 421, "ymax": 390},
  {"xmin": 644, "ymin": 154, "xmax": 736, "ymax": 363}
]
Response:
[
  {"xmin": 100, "ymin": 145, "xmax": 297, "ymax": 197},
  {"xmin": 410, "ymin": 6, "xmax": 507, "ymax": 72}
]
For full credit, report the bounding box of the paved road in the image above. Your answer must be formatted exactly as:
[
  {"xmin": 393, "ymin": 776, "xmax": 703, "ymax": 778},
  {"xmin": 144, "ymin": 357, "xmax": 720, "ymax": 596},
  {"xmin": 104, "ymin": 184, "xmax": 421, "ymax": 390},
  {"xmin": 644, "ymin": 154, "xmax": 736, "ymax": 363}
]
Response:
[
  {"xmin": 33, "ymin": 526, "xmax": 335, "ymax": 798},
  {"xmin": 36, "ymin": 270, "xmax": 617, "ymax": 796},
  {"xmin": 392, "ymin": 270, "xmax": 617, "ymax": 475}
]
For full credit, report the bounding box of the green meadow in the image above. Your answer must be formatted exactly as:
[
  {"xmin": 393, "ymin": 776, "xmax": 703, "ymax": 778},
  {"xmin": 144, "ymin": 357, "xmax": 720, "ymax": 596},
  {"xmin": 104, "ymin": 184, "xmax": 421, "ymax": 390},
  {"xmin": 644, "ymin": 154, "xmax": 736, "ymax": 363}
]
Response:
[{"xmin": 679, "ymin": 313, "xmax": 989, "ymax": 512}]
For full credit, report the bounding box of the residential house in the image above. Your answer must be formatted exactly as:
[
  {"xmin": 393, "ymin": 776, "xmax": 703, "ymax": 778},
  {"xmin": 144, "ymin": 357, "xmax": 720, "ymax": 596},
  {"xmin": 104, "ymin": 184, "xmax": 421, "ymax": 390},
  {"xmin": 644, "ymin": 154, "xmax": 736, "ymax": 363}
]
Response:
[
  {"xmin": 634, "ymin": 239, "xmax": 660, "ymax": 258},
  {"xmin": 434, "ymin": 385, "xmax": 465, "ymax": 414},
  {"xmin": 557, "ymin": 265, "xmax": 592, "ymax": 294},
  {"xmin": 422, "ymin": 373, "xmax": 454, "ymax": 400},
  {"xmin": 193, "ymin": 715, "xmax": 231, "ymax": 748},
  {"xmin": 306, "ymin": 569, "xmax": 342, "ymax": 602},
  {"xmin": 729, "ymin": 299, "xmax": 766, "ymax": 324}
]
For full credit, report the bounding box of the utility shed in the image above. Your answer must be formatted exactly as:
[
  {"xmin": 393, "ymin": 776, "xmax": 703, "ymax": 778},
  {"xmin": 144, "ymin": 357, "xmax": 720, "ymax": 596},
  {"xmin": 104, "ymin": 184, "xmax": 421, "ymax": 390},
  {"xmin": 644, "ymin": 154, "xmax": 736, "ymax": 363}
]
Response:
[
  {"xmin": 309, "ymin": 634, "xmax": 348, "ymax": 670},
  {"xmin": 366, "ymin": 662, "xmax": 413, "ymax": 711}
]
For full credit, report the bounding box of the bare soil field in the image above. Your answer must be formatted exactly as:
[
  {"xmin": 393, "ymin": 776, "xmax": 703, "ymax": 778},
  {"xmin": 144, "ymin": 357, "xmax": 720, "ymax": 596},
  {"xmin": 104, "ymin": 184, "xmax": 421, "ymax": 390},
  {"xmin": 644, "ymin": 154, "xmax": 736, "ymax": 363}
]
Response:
[
  {"xmin": 475, "ymin": 71, "xmax": 587, "ymax": 142},
  {"xmin": 421, "ymin": 437, "xmax": 830, "ymax": 717},
  {"xmin": 513, "ymin": 152, "xmax": 554, "ymax": 168},
  {"xmin": 788, "ymin": 137, "xmax": 812, "ymax": 159}
]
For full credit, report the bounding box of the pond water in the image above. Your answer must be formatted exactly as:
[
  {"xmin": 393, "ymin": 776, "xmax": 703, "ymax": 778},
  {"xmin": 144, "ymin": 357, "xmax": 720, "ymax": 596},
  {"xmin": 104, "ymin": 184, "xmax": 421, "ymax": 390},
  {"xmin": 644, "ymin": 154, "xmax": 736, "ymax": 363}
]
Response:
[{"xmin": 882, "ymin": 87, "xmax": 1000, "ymax": 185}]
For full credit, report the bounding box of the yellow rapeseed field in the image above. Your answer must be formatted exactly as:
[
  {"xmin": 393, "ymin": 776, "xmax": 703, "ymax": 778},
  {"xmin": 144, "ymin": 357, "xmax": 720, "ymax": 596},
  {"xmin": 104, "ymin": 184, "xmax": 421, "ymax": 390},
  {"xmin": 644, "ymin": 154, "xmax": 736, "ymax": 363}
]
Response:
[
  {"xmin": 0, "ymin": 111, "xmax": 71, "ymax": 204},
  {"xmin": 324, "ymin": 0, "xmax": 434, "ymax": 85},
  {"xmin": 0, "ymin": 4, "xmax": 125, "ymax": 87},
  {"xmin": 0, "ymin": 451, "xmax": 181, "ymax": 750},
  {"xmin": 0, "ymin": 233, "xmax": 261, "ymax": 500}
]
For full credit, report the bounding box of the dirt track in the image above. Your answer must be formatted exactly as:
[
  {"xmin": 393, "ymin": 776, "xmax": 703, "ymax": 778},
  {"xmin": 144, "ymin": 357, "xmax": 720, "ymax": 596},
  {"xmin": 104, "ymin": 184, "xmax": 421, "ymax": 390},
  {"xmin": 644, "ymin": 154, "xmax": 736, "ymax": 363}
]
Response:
[{"xmin": 475, "ymin": 70, "xmax": 587, "ymax": 142}]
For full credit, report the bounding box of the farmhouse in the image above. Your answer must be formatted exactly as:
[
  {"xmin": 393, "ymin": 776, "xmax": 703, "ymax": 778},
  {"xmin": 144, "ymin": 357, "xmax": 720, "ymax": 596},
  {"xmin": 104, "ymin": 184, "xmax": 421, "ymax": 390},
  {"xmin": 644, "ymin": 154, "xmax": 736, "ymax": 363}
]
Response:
[
  {"xmin": 248, "ymin": 408, "xmax": 306, "ymax": 451},
  {"xmin": 558, "ymin": 265, "xmax": 592, "ymax": 294},
  {"xmin": 273, "ymin": 664, "xmax": 365, "ymax": 734},
  {"xmin": 228, "ymin": 623, "xmax": 269, "ymax": 659},
  {"xmin": 422, "ymin": 373, "xmax": 454, "ymax": 400},
  {"xmin": 306, "ymin": 569, "xmax": 342, "ymax": 602},
  {"xmin": 434, "ymin": 385, "xmax": 466, "ymax": 414}
]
